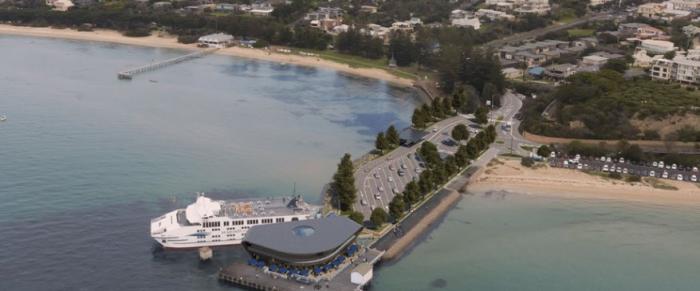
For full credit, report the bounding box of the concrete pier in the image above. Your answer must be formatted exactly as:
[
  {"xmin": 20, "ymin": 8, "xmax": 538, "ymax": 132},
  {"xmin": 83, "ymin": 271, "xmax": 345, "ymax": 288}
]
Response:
[
  {"xmin": 219, "ymin": 248, "xmax": 384, "ymax": 291},
  {"xmin": 117, "ymin": 48, "xmax": 218, "ymax": 80}
]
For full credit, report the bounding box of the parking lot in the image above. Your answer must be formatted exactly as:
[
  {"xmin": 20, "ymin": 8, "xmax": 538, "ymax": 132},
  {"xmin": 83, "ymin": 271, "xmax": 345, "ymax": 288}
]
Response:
[
  {"xmin": 550, "ymin": 155, "xmax": 699, "ymax": 183},
  {"xmin": 353, "ymin": 116, "xmax": 469, "ymax": 217}
]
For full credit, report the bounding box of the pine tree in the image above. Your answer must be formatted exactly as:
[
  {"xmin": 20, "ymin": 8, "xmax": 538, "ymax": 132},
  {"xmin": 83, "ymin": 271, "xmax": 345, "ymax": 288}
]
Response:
[
  {"xmin": 412, "ymin": 108, "xmax": 426, "ymax": 129},
  {"xmin": 332, "ymin": 153, "xmax": 357, "ymax": 211},
  {"xmin": 386, "ymin": 125, "xmax": 400, "ymax": 148},
  {"xmin": 375, "ymin": 132, "xmax": 388, "ymax": 153},
  {"xmin": 370, "ymin": 208, "xmax": 388, "ymax": 228}
]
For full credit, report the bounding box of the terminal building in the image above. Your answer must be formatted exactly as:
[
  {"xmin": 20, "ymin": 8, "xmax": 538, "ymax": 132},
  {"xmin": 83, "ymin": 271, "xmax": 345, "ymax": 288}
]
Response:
[
  {"xmin": 197, "ymin": 33, "xmax": 234, "ymax": 48},
  {"xmin": 242, "ymin": 215, "xmax": 362, "ymax": 268}
]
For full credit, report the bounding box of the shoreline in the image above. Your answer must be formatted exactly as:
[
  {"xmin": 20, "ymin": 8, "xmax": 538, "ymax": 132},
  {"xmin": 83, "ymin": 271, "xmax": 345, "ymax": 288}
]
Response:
[
  {"xmin": 381, "ymin": 190, "xmax": 462, "ymax": 261},
  {"xmin": 470, "ymin": 158, "xmax": 700, "ymax": 206},
  {"xmin": 0, "ymin": 24, "xmax": 415, "ymax": 87}
]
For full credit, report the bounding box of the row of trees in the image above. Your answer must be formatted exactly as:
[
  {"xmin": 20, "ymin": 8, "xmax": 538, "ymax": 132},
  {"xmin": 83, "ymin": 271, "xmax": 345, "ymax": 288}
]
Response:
[
  {"xmin": 335, "ymin": 29, "xmax": 385, "ymax": 59},
  {"xmin": 0, "ymin": 6, "xmax": 332, "ymax": 50},
  {"xmin": 331, "ymin": 153, "xmax": 357, "ymax": 211},
  {"xmin": 375, "ymin": 125, "xmax": 401, "ymax": 154},
  {"xmin": 385, "ymin": 125, "xmax": 498, "ymax": 222}
]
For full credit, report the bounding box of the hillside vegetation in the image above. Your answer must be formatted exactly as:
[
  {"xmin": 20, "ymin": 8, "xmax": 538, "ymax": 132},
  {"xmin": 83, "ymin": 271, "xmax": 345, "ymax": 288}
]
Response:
[{"xmin": 521, "ymin": 70, "xmax": 700, "ymax": 141}]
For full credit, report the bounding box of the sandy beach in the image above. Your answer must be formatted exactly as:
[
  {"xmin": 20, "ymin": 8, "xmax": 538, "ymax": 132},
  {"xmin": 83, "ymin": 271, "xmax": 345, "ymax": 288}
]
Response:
[
  {"xmin": 470, "ymin": 158, "xmax": 700, "ymax": 206},
  {"xmin": 0, "ymin": 24, "xmax": 414, "ymax": 87}
]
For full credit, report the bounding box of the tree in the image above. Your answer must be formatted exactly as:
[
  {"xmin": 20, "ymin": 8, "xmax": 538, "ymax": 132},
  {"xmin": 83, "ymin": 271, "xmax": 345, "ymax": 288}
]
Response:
[
  {"xmin": 348, "ymin": 211, "xmax": 365, "ymax": 224},
  {"xmin": 455, "ymin": 145, "xmax": 470, "ymax": 168},
  {"xmin": 451, "ymin": 124, "xmax": 470, "ymax": 141},
  {"xmin": 389, "ymin": 194, "xmax": 406, "ymax": 221},
  {"xmin": 537, "ymin": 145, "xmax": 552, "ymax": 158},
  {"xmin": 412, "ymin": 107, "xmax": 427, "ymax": 129},
  {"xmin": 375, "ymin": 132, "xmax": 389, "ymax": 153},
  {"xmin": 602, "ymin": 59, "xmax": 627, "ymax": 73},
  {"xmin": 664, "ymin": 50, "xmax": 676, "ymax": 60},
  {"xmin": 389, "ymin": 31, "xmax": 418, "ymax": 66},
  {"xmin": 332, "ymin": 154, "xmax": 357, "ymax": 211},
  {"xmin": 403, "ymin": 181, "xmax": 421, "ymax": 206},
  {"xmin": 475, "ymin": 107, "xmax": 488, "ymax": 124},
  {"xmin": 370, "ymin": 208, "xmax": 388, "ymax": 228},
  {"xmin": 386, "ymin": 125, "xmax": 401, "ymax": 148},
  {"xmin": 419, "ymin": 142, "xmax": 441, "ymax": 168}
]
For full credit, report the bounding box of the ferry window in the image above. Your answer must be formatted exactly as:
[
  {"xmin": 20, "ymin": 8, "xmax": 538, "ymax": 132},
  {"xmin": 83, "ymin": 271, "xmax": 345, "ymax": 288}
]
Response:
[
  {"xmin": 276, "ymin": 218, "xmax": 284, "ymax": 223},
  {"xmin": 292, "ymin": 217, "xmax": 299, "ymax": 221}
]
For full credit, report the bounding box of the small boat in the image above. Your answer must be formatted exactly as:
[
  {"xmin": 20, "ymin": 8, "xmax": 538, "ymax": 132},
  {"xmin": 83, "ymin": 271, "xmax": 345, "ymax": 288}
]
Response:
[{"xmin": 0, "ymin": 115, "xmax": 6, "ymax": 122}]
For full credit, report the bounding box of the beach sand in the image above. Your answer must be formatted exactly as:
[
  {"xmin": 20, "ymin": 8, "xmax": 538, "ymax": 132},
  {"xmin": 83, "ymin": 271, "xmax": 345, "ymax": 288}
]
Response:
[
  {"xmin": 469, "ymin": 158, "xmax": 700, "ymax": 206},
  {"xmin": 0, "ymin": 24, "xmax": 414, "ymax": 87}
]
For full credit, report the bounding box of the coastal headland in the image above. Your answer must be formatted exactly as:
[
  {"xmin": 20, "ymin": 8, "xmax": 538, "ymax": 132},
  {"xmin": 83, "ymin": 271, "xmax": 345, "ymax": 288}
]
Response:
[{"xmin": 0, "ymin": 24, "xmax": 414, "ymax": 87}]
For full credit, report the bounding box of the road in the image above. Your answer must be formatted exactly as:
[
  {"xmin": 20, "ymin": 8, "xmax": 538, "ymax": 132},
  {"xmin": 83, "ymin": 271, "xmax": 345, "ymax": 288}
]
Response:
[
  {"xmin": 353, "ymin": 91, "xmax": 530, "ymax": 218},
  {"xmin": 489, "ymin": 90, "xmax": 537, "ymax": 156},
  {"xmin": 483, "ymin": 12, "xmax": 616, "ymax": 48},
  {"xmin": 353, "ymin": 115, "xmax": 474, "ymax": 218}
]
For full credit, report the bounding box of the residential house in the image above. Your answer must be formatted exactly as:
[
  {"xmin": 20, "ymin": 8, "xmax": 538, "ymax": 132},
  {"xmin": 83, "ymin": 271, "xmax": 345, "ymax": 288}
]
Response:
[
  {"xmin": 544, "ymin": 63, "xmax": 577, "ymax": 80},
  {"xmin": 476, "ymin": 9, "xmax": 516, "ymax": 21},
  {"xmin": 498, "ymin": 40, "xmax": 572, "ymax": 67},
  {"xmin": 46, "ymin": 0, "xmax": 74, "ymax": 11},
  {"xmin": 618, "ymin": 23, "xmax": 669, "ymax": 40},
  {"xmin": 590, "ymin": 0, "xmax": 613, "ymax": 7},
  {"xmin": 633, "ymin": 49, "xmax": 663, "ymax": 68},
  {"xmin": 451, "ymin": 16, "xmax": 481, "ymax": 29},
  {"xmin": 640, "ymin": 39, "xmax": 676, "ymax": 54},
  {"xmin": 502, "ymin": 67, "xmax": 524, "ymax": 79},
  {"xmin": 650, "ymin": 56, "xmax": 700, "ymax": 85},
  {"xmin": 249, "ymin": 3, "xmax": 274, "ymax": 16},
  {"xmin": 360, "ymin": 5, "xmax": 378, "ymax": 14}
]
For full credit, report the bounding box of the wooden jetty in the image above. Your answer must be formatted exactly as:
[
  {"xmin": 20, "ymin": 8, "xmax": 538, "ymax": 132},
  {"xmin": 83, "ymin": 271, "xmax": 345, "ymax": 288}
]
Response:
[{"xmin": 117, "ymin": 48, "xmax": 218, "ymax": 80}]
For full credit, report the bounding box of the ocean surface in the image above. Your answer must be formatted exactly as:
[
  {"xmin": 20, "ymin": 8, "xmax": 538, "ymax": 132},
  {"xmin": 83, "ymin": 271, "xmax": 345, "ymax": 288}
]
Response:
[
  {"xmin": 374, "ymin": 192, "xmax": 700, "ymax": 291},
  {"xmin": 3, "ymin": 35, "xmax": 700, "ymax": 291},
  {"xmin": 0, "ymin": 35, "xmax": 418, "ymax": 291}
]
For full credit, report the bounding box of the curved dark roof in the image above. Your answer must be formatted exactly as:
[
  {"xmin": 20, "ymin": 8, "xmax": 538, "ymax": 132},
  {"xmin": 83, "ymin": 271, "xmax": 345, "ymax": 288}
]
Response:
[{"xmin": 243, "ymin": 215, "xmax": 362, "ymax": 255}]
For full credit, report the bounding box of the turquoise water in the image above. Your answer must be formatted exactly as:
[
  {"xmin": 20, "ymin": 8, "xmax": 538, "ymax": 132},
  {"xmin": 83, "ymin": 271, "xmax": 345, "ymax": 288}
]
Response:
[
  {"xmin": 0, "ymin": 35, "xmax": 418, "ymax": 290},
  {"xmin": 373, "ymin": 191, "xmax": 700, "ymax": 291}
]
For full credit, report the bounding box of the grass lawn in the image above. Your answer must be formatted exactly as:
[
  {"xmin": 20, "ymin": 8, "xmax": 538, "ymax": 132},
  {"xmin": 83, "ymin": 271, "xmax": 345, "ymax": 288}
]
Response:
[{"xmin": 567, "ymin": 28, "xmax": 595, "ymax": 38}]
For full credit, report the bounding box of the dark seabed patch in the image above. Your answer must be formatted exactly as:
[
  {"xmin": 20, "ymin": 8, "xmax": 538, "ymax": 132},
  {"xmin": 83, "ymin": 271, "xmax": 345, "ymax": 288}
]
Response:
[{"xmin": 430, "ymin": 278, "xmax": 447, "ymax": 288}]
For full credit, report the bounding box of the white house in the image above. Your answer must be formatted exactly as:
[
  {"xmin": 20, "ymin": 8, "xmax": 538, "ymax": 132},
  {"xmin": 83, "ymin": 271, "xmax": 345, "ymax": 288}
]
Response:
[
  {"xmin": 350, "ymin": 263, "xmax": 373, "ymax": 286},
  {"xmin": 198, "ymin": 33, "xmax": 234, "ymax": 48},
  {"xmin": 640, "ymin": 39, "xmax": 676, "ymax": 54},
  {"xmin": 451, "ymin": 16, "xmax": 481, "ymax": 29}
]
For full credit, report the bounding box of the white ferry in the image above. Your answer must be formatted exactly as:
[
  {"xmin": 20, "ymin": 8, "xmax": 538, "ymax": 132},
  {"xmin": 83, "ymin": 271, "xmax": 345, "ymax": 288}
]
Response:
[{"xmin": 150, "ymin": 193, "xmax": 320, "ymax": 250}]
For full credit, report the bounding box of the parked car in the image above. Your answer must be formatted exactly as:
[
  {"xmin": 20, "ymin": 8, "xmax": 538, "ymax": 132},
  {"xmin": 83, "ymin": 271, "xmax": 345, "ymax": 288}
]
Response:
[
  {"xmin": 388, "ymin": 176, "xmax": 394, "ymax": 182},
  {"xmin": 401, "ymin": 163, "xmax": 407, "ymax": 169},
  {"xmin": 600, "ymin": 156, "xmax": 607, "ymax": 161},
  {"xmin": 623, "ymin": 168, "xmax": 628, "ymax": 174},
  {"xmin": 658, "ymin": 161, "xmax": 665, "ymax": 168},
  {"xmin": 373, "ymin": 173, "xmax": 380, "ymax": 179},
  {"xmin": 606, "ymin": 157, "xmax": 612, "ymax": 163},
  {"xmin": 692, "ymin": 175, "xmax": 698, "ymax": 182},
  {"xmin": 374, "ymin": 193, "xmax": 381, "ymax": 200},
  {"xmin": 671, "ymin": 164, "xmax": 677, "ymax": 170},
  {"xmin": 398, "ymin": 170, "xmax": 405, "ymax": 176},
  {"xmin": 361, "ymin": 199, "xmax": 367, "ymax": 206},
  {"xmin": 653, "ymin": 161, "xmax": 658, "ymax": 167},
  {"xmin": 378, "ymin": 186, "xmax": 384, "ymax": 192},
  {"xmin": 577, "ymin": 163, "xmax": 583, "ymax": 170},
  {"xmin": 392, "ymin": 188, "xmax": 399, "ymax": 194},
  {"xmin": 693, "ymin": 167, "xmax": 698, "ymax": 172},
  {"xmin": 619, "ymin": 157, "xmax": 625, "ymax": 163},
  {"xmin": 550, "ymin": 152, "xmax": 556, "ymax": 158},
  {"xmin": 389, "ymin": 165, "xmax": 395, "ymax": 171},
  {"xmin": 677, "ymin": 174, "xmax": 684, "ymax": 181},
  {"xmin": 662, "ymin": 171, "xmax": 669, "ymax": 179},
  {"xmin": 603, "ymin": 165, "xmax": 609, "ymax": 172},
  {"xmin": 649, "ymin": 170, "xmax": 656, "ymax": 177}
]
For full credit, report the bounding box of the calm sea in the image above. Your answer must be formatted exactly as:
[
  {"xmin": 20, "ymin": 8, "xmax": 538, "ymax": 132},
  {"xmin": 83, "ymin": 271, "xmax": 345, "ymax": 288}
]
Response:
[
  {"xmin": 0, "ymin": 35, "xmax": 418, "ymax": 291},
  {"xmin": 3, "ymin": 35, "xmax": 700, "ymax": 291},
  {"xmin": 374, "ymin": 192, "xmax": 700, "ymax": 291}
]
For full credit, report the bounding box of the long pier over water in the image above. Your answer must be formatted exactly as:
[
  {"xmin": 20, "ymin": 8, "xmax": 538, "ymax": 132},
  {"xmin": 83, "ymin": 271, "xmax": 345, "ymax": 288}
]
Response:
[{"xmin": 117, "ymin": 48, "xmax": 218, "ymax": 80}]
